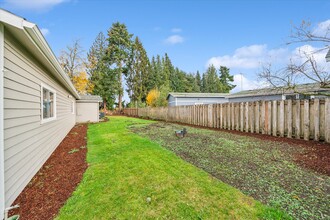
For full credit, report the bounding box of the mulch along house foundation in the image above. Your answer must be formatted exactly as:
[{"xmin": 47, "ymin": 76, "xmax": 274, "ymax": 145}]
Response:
[
  {"xmin": 10, "ymin": 124, "xmax": 88, "ymax": 220},
  {"xmin": 0, "ymin": 9, "xmax": 101, "ymax": 219}
]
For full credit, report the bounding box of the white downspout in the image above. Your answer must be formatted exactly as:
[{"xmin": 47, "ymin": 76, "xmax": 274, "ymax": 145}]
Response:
[{"xmin": 0, "ymin": 23, "xmax": 5, "ymax": 220}]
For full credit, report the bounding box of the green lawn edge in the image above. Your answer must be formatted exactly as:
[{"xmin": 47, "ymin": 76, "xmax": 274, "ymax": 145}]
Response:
[{"xmin": 56, "ymin": 116, "xmax": 289, "ymax": 219}]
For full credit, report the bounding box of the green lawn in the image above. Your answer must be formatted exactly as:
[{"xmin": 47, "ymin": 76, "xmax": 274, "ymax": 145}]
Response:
[
  {"xmin": 132, "ymin": 121, "xmax": 330, "ymax": 220},
  {"xmin": 56, "ymin": 116, "xmax": 288, "ymax": 219}
]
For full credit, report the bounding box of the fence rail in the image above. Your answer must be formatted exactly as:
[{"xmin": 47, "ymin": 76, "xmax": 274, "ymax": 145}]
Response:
[{"xmin": 123, "ymin": 98, "xmax": 330, "ymax": 143}]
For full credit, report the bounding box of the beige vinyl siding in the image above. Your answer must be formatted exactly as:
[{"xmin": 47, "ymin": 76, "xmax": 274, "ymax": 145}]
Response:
[
  {"xmin": 76, "ymin": 102, "xmax": 99, "ymax": 123},
  {"xmin": 3, "ymin": 30, "xmax": 76, "ymax": 206}
]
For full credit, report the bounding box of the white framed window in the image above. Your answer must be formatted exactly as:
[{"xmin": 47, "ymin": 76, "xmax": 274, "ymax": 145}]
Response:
[
  {"xmin": 71, "ymin": 100, "xmax": 75, "ymax": 114},
  {"xmin": 41, "ymin": 83, "xmax": 56, "ymax": 123}
]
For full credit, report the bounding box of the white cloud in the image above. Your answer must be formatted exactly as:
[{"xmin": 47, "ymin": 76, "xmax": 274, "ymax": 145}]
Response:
[
  {"xmin": 231, "ymin": 74, "xmax": 269, "ymax": 93},
  {"xmin": 40, "ymin": 28, "xmax": 49, "ymax": 36},
  {"xmin": 164, "ymin": 35, "xmax": 184, "ymax": 45},
  {"xmin": 171, "ymin": 28, "xmax": 182, "ymax": 33},
  {"xmin": 312, "ymin": 19, "xmax": 330, "ymax": 36},
  {"xmin": 291, "ymin": 44, "xmax": 330, "ymax": 71},
  {"xmin": 4, "ymin": 0, "xmax": 69, "ymax": 10},
  {"xmin": 206, "ymin": 44, "xmax": 289, "ymax": 69}
]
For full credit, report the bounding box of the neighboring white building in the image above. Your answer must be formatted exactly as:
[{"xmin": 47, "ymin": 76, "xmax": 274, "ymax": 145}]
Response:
[
  {"xmin": 0, "ymin": 9, "xmax": 101, "ymax": 219},
  {"xmin": 167, "ymin": 93, "xmax": 228, "ymax": 107},
  {"xmin": 167, "ymin": 83, "xmax": 330, "ymax": 107},
  {"xmin": 76, "ymin": 95, "xmax": 102, "ymax": 123}
]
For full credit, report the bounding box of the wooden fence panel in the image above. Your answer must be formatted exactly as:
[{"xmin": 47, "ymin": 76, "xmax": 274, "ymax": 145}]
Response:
[
  {"xmin": 279, "ymin": 100, "xmax": 285, "ymax": 137},
  {"xmin": 287, "ymin": 100, "xmax": 292, "ymax": 138},
  {"xmin": 124, "ymin": 97, "xmax": 329, "ymax": 143},
  {"xmin": 325, "ymin": 98, "xmax": 330, "ymax": 143},
  {"xmin": 255, "ymin": 101, "xmax": 260, "ymax": 133},
  {"xmin": 314, "ymin": 99, "xmax": 320, "ymax": 141},
  {"xmin": 239, "ymin": 102, "xmax": 244, "ymax": 131},
  {"xmin": 304, "ymin": 100, "xmax": 310, "ymax": 140}
]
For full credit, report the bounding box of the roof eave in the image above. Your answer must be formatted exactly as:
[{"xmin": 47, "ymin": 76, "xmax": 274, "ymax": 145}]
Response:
[
  {"xmin": 0, "ymin": 9, "xmax": 80, "ymax": 99},
  {"xmin": 25, "ymin": 25, "xmax": 80, "ymax": 99}
]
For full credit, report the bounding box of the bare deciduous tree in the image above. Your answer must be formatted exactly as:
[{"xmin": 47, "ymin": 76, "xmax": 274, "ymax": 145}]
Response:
[
  {"xmin": 58, "ymin": 39, "xmax": 85, "ymax": 78},
  {"xmin": 259, "ymin": 20, "xmax": 330, "ymax": 96}
]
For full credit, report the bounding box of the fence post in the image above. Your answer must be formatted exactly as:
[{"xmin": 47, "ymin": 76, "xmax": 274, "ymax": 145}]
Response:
[
  {"xmin": 220, "ymin": 104, "xmax": 223, "ymax": 129},
  {"xmin": 295, "ymin": 100, "xmax": 301, "ymax": 139},
  {"xmin": 287, "ymin": 99, "xmax": 292, "ymax": 138},
  {"xmin": 261, "ymin": 101, "xmax": 265, "ymax": 134},
  {"xmin": 250, "ymin": 102, "xmax": 254, "ymax": 133},
  {"xmin": 325, "ymin": 98, "xmax": 330, "ymax": 143},
  {"xmin": 208, "ymin": 104, "xmax": 213, "ymax": 127},
  {"xmin": 314, "ymin": 99, "xmax": 320, "ymax": 141},
  {"xmin": 245, "ymin": 102, "xmax": 249, "ymax": 132},
  {"xmin": 255, "ymin": 101, "xmax": 260, "ymax": 133},
  {"xmin": 240, "ymin": 102, "xmax": 244, "ymax": 132},
  {"xmin": 304, "ymin": 100, "xmax": 310, "ymax": 140},
  {"xmin": 279, "ymin": 100, "xmax": 285, "ymax": 137},
  {"xmin": 272, "ymin": 100, "xmax": 277, "ymax": 136},
  {"xmin": 267, "ymin": 101, "xmax": 272, "ymax": 135}
]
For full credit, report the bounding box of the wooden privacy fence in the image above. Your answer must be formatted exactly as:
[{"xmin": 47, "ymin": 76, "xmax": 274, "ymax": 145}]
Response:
[{"xmin": 123, "ymin": 98, "xmax": 330, "ymax": 143}]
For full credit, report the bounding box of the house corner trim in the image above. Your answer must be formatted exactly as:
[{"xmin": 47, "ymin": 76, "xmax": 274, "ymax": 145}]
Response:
[{"xmin": 0, "ymin": 23, "xmax": 5, "ymax": 220}]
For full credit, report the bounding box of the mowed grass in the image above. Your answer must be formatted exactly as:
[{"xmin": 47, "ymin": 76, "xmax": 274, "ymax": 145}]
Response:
[
  {"xmin": 56, "ymin": 116, "xmax": 288, "ymax": 219},
  {"xmin": 132, "ymin": 122, "xmax": 330, "ymax": 220}
]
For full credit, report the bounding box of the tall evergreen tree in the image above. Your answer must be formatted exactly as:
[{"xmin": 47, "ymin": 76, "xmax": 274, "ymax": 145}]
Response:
[
  {"xmin": 219, "ymin": 66, "xmax": 236, "ymax": 92},
  {"xmin": 155, "ymin": 55, "xmax": 163, "ymax": 87},
  {"xmin": 201, "ymin": 73, "xmax": 208, "ymax": 92},
  {"xmin": 105, "ymin": 22, "xmax": 133, "ymax": 110},
  {"xmin": 162, "ymin": 53, "xmax": 174, "ymax": 87},
  {"xmin": 205, "ymin": 65, "xmax": 221, "ymax": 92},
  {"xmin": 195, "ymin": 71, "xmax": 202, "ymax": 92},
  {"xmin": 127, "ymin": 37, "xmax": 150, "ymax": 103},
  {"xmin": 87, "ymin": 32, "xmax": 117, "ymax": 109}
]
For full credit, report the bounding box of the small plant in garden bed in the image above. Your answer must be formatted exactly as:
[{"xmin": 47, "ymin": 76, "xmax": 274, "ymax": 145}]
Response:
[{"xmin": 68, "ymin": 148, "xmax": 80, "ymax": 154}]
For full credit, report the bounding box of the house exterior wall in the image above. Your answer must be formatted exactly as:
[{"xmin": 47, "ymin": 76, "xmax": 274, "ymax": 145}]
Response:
[
  {"xmin": 0, "ymin": 23, "xmax": 5, "ymax": 220},
  {"xmin": 168, "ymin": 95, "xmax": 228, "ymax": 107},
  {"xmin": 228, "ymin": 94, "xmax": 283, "ymax": 103},
  {"xmin": 76, "ymin": 102, "xmax": 99, "ymax": 123},
  {"xmin": 3, "ymin": 30, "xmax": 76, "ymax": 207}
]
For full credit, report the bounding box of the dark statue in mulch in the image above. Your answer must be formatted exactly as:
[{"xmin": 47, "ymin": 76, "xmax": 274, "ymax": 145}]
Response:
[{"xmin": 10, "ymin": 124, "xmax": 88, "ymax": 220}]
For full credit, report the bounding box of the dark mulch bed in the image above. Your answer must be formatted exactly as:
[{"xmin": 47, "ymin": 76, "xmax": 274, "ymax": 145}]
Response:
[{"xmin": 10, "ymin": 124, "xmax": 88, "ymax": 220}]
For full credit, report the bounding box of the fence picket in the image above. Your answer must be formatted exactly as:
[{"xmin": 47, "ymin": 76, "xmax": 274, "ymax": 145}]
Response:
[
  {"xmin": 296, "ymin": 100, "xmax": 301, "ymax": 139},
  {"xmin": 279, "ymin": 100, "xmax": 285, "ymax": 137},
  {"xmin": 124, "ymin": 97, "xmax": 328, "ymax": 143},
  {"xmin": 304, "ymin": 100, "xmax": 310, "ymax": 140},
  {"xmin": 314, "ymin": 99, "xmax": 320, "ymax": 141},
  {"xmin": 287, "ymin": 100, "xmax": 292, "ymax": 138}
]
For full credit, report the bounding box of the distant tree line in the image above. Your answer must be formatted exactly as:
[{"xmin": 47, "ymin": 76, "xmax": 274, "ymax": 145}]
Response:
[{"xmin": 59, "ymin": 22, "xmax": 235, "ymax": 110}]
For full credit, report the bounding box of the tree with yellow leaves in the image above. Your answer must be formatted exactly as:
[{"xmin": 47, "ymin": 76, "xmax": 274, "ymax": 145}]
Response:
[
  {"xmin": 146, "ymin": 85, "xmax": 169, "ymax": 107},
  {"xmin": 146, "ymin": 88, "xmax": 160, "ymax": 107},
  {"xmin": 72, "ymin": 71, "xmax": 94, "ymax": 94},
  {"xmin": 59, "ymin": 40, "xmax": 95, "ymax": 95}
]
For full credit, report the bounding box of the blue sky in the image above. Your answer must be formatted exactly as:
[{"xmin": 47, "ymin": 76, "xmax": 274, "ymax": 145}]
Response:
[{"xmin": 1, "ymin": 0, "xmax": 330, "ymax": 94}]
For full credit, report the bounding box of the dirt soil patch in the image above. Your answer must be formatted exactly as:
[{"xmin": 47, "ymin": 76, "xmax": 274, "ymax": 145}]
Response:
[
  {"xmin": 9, "ymin": 124, "xmax": 88, "ymax": 220},
  {"xmin": 131, "ymin": 121, "xmax": 330, "ymax": 220},
  {"xmin": 157, "ymin": 119, "xmax": 330, "ymax": 175}
]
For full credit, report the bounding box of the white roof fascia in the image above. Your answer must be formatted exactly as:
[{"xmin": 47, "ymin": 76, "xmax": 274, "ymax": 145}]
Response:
[
  {"xmin": 25, "ymin": 25, "xmax": 80, "ymax": 99},
  {"xmin": 0, "ymin": 9, "xmax": 80, "ymax": 99}
]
